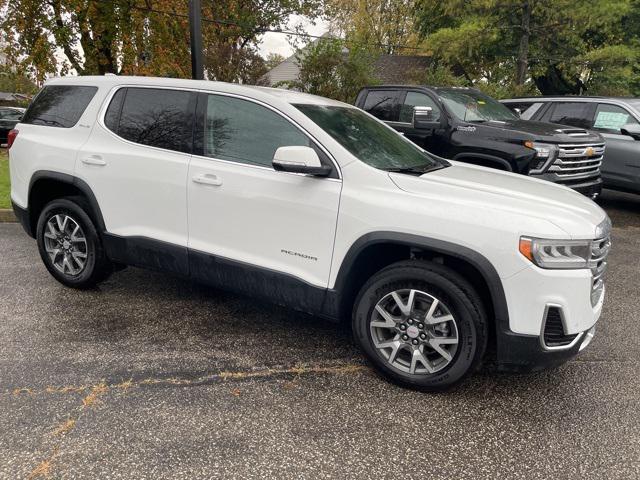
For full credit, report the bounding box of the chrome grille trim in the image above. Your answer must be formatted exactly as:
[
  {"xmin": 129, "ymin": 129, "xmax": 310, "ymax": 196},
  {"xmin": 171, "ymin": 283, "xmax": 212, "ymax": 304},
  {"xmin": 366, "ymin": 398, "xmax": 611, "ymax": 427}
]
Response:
[
  {"xmin": 590, "ymin": 235, "xmax": 611, "ymax": 306},
  {"xmin": 549, "ymin": 143, "xmax": 605, "ymax": 179}
]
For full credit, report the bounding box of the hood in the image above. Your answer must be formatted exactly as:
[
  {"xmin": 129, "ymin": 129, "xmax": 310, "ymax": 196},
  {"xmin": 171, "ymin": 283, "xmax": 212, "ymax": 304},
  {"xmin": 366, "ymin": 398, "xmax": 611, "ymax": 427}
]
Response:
[
  {"xmin": 467, "ymin": 119, "xmax": 604, "ymax": 143},
  {"xmin": 390, "ymin": 162, "xmax": 608, "ymax": 239}
]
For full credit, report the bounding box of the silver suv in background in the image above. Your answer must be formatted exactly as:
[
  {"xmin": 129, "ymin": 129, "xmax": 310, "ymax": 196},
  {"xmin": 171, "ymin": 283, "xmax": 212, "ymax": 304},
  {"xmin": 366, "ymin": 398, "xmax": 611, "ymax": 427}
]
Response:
[{"xmin": 502, "ymin": 97, "xmax": 640, "ymax": 195}]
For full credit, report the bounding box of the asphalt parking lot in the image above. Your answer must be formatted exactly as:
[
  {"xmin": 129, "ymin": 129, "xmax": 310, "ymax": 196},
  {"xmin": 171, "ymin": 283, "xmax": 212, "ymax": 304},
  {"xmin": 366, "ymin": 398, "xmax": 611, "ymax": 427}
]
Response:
[{"xmin": 1, "ymin": 190, "xmax": 640, "ymax": 479}]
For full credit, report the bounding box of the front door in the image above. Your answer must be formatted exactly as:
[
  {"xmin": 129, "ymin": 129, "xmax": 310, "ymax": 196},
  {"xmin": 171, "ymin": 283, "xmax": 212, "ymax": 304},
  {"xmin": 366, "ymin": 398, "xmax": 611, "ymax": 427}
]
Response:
[
  {"xmin": 187, "ymin": 93, "xmax": 341, "ymax": 296},
  {"xmin": 394, "ymin": 91, "xmax": 446, "ymax": 156}
]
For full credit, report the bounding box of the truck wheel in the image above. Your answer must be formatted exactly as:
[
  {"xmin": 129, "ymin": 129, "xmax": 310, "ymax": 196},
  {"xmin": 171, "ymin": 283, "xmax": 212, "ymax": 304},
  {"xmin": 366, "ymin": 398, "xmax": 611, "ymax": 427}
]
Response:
[
  {"xmin": 352, "ymin": 260, "xmax": 487, "ymax": 391},
  {"xmin": 36, "ymin": 198, "xmax": 112, "ymax": 289}
]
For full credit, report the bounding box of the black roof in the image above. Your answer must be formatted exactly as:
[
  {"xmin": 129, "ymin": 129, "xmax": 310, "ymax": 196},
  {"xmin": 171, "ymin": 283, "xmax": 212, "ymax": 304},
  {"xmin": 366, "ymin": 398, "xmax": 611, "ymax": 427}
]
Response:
[{"xmin": 502, "ymin": 96, "xmax": 640, "ymax": 102}]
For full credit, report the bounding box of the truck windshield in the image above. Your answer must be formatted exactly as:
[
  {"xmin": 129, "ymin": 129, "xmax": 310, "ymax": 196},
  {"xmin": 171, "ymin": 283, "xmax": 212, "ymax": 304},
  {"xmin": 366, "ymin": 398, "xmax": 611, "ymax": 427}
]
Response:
[
  {"xmin": 438, "ymin": 90, "xmax": 518, "ymax": 123},
  {"xmin": 294, "ymin": 104, "xmax": 447, "ymax": 172}
]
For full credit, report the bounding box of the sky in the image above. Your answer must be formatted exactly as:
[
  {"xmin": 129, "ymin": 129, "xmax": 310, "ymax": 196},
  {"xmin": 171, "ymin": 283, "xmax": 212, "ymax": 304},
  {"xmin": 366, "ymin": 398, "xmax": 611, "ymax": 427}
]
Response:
[{"xmin": 257, "ymin": 15, "xmax": 329, "ymax": 59}]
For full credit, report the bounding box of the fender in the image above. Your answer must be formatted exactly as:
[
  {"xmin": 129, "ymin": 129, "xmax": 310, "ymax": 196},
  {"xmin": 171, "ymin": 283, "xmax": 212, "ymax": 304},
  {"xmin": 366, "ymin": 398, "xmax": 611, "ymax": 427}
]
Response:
[
  {"xmin": 27, "ymin": 170, "xmax": 107, "ymax": 234},
  {"xmin": 452, "ymin": 152, "xmax": 514, "ymax": 172},
  {"xmin": 331, "ymin": 231, "xmax": 510, "ymax": 334}
]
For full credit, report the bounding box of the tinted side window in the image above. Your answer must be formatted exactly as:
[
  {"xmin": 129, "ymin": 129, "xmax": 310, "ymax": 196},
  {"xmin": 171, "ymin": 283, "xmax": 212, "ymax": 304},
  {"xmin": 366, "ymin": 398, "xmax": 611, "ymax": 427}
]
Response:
[
  {"xmin": 593, "ymin": 103, "xmax": 639, "ymax": 134},
  {"xmin": 548, "ymin": 102, "xmax": 593, "ymax": 129},
  {"xmin": 203, "ymin": 95, "xmax": 310, "ymax": 167},
  {"xmin": 22, "ymin": 85, "xmax": 97, "ymax": 128},
  {"xmin": 362, "ymin": 90, "xmax": 400, "ymax": 122},
  {"xmin": 399, "ymin": 91, "xmax": 441, "ymax": 123},
  {"xmin": 104, "ymin": 88, "xmax": 126, "ymax": 133},
  {"xmin": 116, "ymin": 88, "xmax": 194, "ymax": 153}
]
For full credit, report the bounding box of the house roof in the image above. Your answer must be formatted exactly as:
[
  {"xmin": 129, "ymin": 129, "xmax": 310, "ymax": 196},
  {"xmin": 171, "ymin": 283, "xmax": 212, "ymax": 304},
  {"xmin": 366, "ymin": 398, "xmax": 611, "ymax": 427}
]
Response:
[{"xmin": 373, "ymin": 55, "xmax": 432, "ymax": 84}]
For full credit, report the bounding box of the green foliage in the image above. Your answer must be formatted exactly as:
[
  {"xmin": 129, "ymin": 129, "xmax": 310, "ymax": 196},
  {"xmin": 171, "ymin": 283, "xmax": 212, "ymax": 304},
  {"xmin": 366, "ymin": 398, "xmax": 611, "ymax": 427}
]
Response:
[
  {"xmin": 0, "ymin": 67, "xmax": 38, "ymax": 95},
  {"xmin": 280, "ymin": 39, "xmax": 378, "ymax": 103},
  {"xmin": 414, "ymin": 0, "xmax": 640, "ymax": 96}
]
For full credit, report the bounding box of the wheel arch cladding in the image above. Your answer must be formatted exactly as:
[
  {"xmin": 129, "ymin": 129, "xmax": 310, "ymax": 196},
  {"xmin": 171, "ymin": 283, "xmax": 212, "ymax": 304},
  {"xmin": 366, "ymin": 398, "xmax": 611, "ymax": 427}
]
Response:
[
  {"xmin": 332, "ymin": 232, "xmax": 510, "ymax": 339},
  {"xmin": 27, "ymin": 171, "xmax": 106, "ymax": 237}
]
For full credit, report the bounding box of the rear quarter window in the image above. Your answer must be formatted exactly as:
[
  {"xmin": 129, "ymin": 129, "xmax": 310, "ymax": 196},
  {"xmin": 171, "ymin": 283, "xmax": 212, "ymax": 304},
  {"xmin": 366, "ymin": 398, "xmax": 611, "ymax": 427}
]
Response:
[{"xmin": 22, "ymin": 85, "xmax": 97, "ymax": 128}]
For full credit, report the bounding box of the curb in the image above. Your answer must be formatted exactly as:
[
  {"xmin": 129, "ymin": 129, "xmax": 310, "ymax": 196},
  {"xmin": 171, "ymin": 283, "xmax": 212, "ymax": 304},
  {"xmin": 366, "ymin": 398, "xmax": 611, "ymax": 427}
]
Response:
[{"xmin": 0, "ymin": 209, "xmax": 17, "ymax": 222}]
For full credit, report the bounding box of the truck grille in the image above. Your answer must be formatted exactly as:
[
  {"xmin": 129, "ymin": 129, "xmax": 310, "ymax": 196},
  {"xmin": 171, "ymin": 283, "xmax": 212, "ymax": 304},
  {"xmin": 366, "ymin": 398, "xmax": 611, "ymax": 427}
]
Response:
[
  {"xmin": 590, "ymin": 235, "xmax": 611, "ymax": 306},
  {"xmin": 548, "ymin": 143, "xmax": 605, "ymax": 179}
]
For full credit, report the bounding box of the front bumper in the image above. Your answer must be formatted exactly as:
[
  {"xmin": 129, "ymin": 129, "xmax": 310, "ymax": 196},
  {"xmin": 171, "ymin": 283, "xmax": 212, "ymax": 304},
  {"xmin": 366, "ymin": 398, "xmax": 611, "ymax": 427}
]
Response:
[
  {"xmin": 531, "ymin": 172, "xmax": 603, "ymax": 199},
  {"xmin": 566, "ymin": 177, "xmax": 603, "ymax": 199},
  {"xmin": 496, "ymin": 324, "xmax": 596, "ymax": 373},
  {"xmin": 495, "ymin": 263, "xmax": 605, "ymax": 372}
]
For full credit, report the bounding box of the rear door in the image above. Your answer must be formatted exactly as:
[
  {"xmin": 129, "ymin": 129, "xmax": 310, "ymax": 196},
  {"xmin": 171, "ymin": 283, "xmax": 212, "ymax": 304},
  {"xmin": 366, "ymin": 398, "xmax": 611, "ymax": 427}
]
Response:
[
  {"xmin": 591, "ymin": 103, "xmax": 640, "ymax": 190},
  {"xmin": 76, "ymin": 86, "xmax": 197, "ymax": 273}
]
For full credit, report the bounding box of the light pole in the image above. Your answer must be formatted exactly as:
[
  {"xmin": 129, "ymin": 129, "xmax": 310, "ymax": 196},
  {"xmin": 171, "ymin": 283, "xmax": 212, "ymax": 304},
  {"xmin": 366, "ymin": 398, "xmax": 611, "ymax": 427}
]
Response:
[{"xmin": 189, "ymin": 0, "xmax": 204, "ymax": 80}]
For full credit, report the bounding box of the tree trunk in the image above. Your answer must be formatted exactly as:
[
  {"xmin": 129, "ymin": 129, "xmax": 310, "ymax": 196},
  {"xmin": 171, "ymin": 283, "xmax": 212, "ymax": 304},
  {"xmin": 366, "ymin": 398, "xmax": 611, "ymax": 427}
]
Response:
[{"xmin": 516, "ymin": 1, "xmax": 531, "ymax": 85}]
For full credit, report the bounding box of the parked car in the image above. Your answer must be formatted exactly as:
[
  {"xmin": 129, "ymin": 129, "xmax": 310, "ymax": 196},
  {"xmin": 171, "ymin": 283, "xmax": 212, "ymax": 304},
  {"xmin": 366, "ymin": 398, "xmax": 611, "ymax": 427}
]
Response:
[
  {"xmin": 502, "ymin": 96, "xmax": 640, "ymax": 195},
  {"xmin": 0, "ymin": 107, "xmax": 25, "ymax": 145},
  {"xmin": 9, "ymin": 77, "xmax": 610, "ymax": 391},
  {"xmin": 355, "ymin": 86, "xmax": 605, "ymax": 198}
]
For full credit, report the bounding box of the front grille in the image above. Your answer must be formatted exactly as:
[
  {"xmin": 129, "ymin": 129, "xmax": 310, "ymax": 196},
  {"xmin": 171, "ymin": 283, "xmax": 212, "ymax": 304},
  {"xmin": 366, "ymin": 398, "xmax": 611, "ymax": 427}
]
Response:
[
  {"xmin": 548, "ymin": 143, "xmax": 605, "ymax": 179},
  {"xmin": 590, "ymin": 235, "xmax": 611, "ymax": 306},
  {"xmin": 543, "ymin": 307, "xmax": 579, "ymax": 348}
]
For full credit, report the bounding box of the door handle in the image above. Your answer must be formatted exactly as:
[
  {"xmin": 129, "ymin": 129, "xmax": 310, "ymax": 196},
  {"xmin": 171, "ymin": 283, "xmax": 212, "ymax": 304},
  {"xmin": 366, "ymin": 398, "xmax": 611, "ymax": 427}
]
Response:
[
  {"xmin": 192, "ymin": 173, "xmax": 223, "ymax": 186},
  {"xmin": 81, "ymin": 155, "xmax": 107, "ymax": 166}
]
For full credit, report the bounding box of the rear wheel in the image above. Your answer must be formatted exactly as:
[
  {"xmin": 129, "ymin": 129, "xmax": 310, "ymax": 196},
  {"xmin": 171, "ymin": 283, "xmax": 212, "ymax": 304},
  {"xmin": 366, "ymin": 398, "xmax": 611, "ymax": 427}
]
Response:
[
  {"xmin": 36, "ymin": 198, "xmax": 112, "ymax": 289},
  {"xmin": 352, "ymin": 260, "xmax": 487, "ymax": 391}
]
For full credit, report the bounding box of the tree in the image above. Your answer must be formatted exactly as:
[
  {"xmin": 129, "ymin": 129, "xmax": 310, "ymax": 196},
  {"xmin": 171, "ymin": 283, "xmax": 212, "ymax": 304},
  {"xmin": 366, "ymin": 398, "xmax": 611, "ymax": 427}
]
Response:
[
  {"xmin": 325, "ymin": 0, "xmax": 420, "ymax": 54},
  {"xmin": 0, "ymin": 67, "xmax": 39, "ymax": 94},
  {"xmin": 0, "ymin": 0, "xmax": 322, "ymax": 84},
  {"xmin": 413, "ymin": 0, "xmax": 640, "ymax": 96},
  {"xmin": 265, "ymin": 53, "xmax": 286, "ymax": 70},
  {"xmin": 279, "ymin": 38, "xmax": 377, "ymax": 102}
]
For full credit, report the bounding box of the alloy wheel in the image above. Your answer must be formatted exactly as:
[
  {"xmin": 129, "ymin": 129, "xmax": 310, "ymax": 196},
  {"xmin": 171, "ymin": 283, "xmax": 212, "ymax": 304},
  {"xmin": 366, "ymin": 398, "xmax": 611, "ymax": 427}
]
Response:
[
  {"xmin": 43, "ymin": 214, "xmax": 89, "ymax": 276},
  {"xmin": 370, "ymin": 289, "xmax": 459, "ymax": 375}
]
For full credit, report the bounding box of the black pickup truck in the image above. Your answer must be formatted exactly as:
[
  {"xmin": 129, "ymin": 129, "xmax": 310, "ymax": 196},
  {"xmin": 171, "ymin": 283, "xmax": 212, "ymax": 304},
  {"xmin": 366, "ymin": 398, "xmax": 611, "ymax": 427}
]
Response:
[{"xmin": 355, "ymin": 86, "xmax": 605, "ymax": 198}]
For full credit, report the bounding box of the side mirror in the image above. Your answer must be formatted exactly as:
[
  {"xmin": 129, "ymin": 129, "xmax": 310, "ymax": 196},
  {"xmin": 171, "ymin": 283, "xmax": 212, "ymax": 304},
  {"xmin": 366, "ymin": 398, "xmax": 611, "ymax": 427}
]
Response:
[
  {"xmin": 620, "ymin": 124, "xmax": 640, "ymax": 140},
  {"xmin": 513, "ymin": 108, "xmax": 522, "ymax": 118},
  {"xmin": 272, "ymin": 146, "xmax": 332, "ymax": 176},
  {"xmin": 413, "ymin": 106, "xmax": 440, "ymax": 130}
]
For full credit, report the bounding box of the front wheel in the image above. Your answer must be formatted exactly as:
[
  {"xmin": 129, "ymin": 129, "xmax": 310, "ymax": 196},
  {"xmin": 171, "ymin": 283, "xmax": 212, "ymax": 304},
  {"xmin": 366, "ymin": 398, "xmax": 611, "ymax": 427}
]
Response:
[
  {"xmin": 36, "ymin": 198, "xmax": 112, "ymax": 289},
  {"xmin": 352, "ymin": 260, "xmax": 487, "ymax": 391}
]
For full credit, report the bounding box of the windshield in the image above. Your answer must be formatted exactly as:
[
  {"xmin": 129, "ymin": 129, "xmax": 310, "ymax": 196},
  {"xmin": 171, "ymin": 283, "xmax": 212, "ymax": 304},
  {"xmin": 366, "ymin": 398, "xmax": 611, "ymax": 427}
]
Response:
[
  {"xmin": 294, "ymin": 104, "xmax": 446, "ymax": 172},
  {"xmin": 438, "ymin": 90, "xmax": 518, "ymax": 122}
]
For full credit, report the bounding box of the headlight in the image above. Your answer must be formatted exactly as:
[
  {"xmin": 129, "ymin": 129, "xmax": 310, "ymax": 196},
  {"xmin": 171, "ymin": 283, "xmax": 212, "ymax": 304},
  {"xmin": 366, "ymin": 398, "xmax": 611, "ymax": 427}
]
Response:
[
  {"xmin": 524, "ymin": 141, "xmax": 558, "ymax": 174},
  {"xmin": 519, "ymin": 237, "xmax": 591, "ymax": 269}
]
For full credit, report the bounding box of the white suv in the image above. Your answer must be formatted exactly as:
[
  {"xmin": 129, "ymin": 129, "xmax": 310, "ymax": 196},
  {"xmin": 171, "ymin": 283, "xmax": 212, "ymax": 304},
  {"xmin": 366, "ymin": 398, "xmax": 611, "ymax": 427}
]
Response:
[{"xmin": 9, "ymin": 76, "xmax": 611, "ymax": 391}]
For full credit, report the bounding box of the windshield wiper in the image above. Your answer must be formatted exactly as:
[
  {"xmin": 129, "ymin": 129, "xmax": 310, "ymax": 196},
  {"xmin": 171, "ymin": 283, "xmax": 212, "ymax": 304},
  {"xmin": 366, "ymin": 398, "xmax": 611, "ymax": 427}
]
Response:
[
  {"xmin": 382, "ymin": 163, "xmax": 447, "ymax": 175},
  {"xmin": 31, "ymin": 117, "xmax": 65, "ymax": 127}
]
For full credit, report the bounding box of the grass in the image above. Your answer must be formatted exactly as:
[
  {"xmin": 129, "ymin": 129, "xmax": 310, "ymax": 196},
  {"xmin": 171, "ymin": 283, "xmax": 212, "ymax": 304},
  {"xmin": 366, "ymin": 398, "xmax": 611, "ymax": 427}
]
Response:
[{"xmin": 0, "ymin": 149, "xmax": 10, "ymax": 209}]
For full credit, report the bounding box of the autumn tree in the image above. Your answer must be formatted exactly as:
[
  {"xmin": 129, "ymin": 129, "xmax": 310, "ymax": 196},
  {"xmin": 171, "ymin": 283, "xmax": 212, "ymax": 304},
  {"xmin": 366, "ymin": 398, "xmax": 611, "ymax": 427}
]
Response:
[
  {"xmin": 325, "ymin": 0, "xmax": 420, "ymax": 54},
  {"xmin": 0, "ymin": 0, "xmax": 322, "ymax": 84}
]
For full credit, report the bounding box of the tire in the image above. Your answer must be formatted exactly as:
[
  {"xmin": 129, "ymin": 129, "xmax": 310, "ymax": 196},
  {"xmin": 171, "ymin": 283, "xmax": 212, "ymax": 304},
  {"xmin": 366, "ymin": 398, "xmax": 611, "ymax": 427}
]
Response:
[
  {"xmin": 36, "ymin": 197, "xmax": 112, "ymax": 289},
  {"xmin": 352, "ymin": 260, "xmax": 487, "ymax": 392}
]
